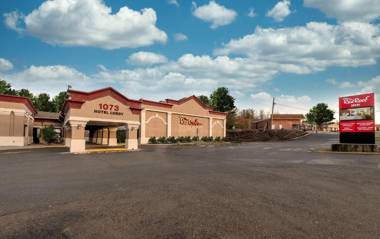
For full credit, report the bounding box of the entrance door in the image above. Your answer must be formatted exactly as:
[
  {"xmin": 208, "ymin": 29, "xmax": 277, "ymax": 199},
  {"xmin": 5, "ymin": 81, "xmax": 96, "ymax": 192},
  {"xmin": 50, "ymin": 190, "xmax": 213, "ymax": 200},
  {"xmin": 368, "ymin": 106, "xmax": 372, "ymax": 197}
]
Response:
[{"xmin": 33, "ymin": 128, "xmax": 40, "ymax": 144}]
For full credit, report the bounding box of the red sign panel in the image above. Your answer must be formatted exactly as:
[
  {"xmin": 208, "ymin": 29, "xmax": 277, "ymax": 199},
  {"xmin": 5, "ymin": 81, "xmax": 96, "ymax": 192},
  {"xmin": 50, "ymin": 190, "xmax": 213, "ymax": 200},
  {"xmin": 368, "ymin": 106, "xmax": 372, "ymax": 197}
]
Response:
[
  {"xmin": 339, "ymin": 93, "xmax": 375, "ymax": 133},
  {"xmin": 339, "ymin": 93, "xmax": 375, "ymax": 109},
  {"xmin": 339, "ymin": 120, "xmax": 374, "ymax": 133}
]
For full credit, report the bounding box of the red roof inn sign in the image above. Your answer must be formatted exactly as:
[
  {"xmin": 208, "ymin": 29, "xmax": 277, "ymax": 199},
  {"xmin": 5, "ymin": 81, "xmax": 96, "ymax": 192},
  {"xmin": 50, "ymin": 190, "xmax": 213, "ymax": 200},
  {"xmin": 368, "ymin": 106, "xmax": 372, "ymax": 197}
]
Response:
[{"xmin": 339, "ymin": 93, "xmax": 375, "ymax": 144}]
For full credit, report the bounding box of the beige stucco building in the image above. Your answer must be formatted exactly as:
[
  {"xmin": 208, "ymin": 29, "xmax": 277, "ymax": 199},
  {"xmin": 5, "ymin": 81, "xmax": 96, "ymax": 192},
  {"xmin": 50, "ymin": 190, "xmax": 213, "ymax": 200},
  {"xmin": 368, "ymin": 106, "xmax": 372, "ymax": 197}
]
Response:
[
  {"xmin": 0, "ymin": 94, "xmax": 36, "ymax": 146},
  {"xmin": 63, "ymin": 88, "xmax": 226, "ymax": 152},
  {"xmin": 0, "ymin": 88, "xmax": 227, "ymax": 153}
]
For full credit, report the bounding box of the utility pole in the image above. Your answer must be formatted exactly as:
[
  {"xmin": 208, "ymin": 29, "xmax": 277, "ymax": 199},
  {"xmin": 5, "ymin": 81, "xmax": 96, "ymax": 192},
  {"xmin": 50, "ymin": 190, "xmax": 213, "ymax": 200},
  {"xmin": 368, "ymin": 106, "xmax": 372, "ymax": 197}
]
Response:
[{"xmin": 270, "ymin": 97, "xmax": 275, "ymax": 130}]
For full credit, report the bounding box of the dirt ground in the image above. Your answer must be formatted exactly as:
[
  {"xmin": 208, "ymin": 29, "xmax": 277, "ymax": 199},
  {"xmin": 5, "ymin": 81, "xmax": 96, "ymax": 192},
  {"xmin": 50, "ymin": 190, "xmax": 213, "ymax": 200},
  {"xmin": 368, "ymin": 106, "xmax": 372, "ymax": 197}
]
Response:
[{"xmin": 1, "ymin": 133, "xmax": 380, "ymax": 239}]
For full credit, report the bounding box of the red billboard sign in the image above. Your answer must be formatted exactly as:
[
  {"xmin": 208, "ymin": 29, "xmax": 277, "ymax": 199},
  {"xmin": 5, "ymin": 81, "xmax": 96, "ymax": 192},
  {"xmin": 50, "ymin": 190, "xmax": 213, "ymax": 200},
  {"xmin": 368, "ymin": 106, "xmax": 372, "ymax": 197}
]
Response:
[
  {"xmin": 339, "ymin": 93, "xmax": 375, "ymax": 109},
  {"xmin": 339, "ymin": 93, "xmax": 375, "ymax": 133}
]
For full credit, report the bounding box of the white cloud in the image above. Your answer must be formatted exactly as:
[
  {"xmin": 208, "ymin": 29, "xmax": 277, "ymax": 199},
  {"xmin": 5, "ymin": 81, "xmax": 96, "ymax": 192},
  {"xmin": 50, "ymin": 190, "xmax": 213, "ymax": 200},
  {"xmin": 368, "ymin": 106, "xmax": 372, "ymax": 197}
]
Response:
[
  {"xmin": 168, "ymin": 0, "xmax": 179, "ymax": 6},
  {"xmin": 304, "ymin": 0, "xmax": 380, "ymax": 22},
  {"xmin": 192, "ymin": 1, "xmax": 237, "ymax": 29},
  {"xmin": 128, "ymin": 52, "xmax": 168, "ymax": 66},
  {"xmin": 351, "ymin": 75, "xmax": 380, "ymax": 122},
  {"xmin": 251, "ymin": 92, "xmax": 312, "ymax": 114},
  {"xmin": 326, "ymin": 78, "xmax": 337, "ymax": 85},
  {"xmin": 326, "ymin": 78, "xmax": 355, "ymax": 88},
  {"xmin": 266, "ymin": 0, "xmax": 291, "ymax": 22},
  {"xmin": 248, "ymin": 8, "xmax": 256, "ymax": 18},
  {"xmin": 86, "ymin": 53, "xmax": 282, "ymax": 101},
  {"xmin": 4, "ymin": 0, "xmax": 167, "ymax": 49},
  {"xmin": 174, "ymin": 33, "xmax": 188, "ymax": 41},
  {"xmin": 326, "ymin": 75, "xmax": 380, "ymax": 123},
  {"xmin": 358, "ymin": 75, "xmax": 380, "ymax": 93},
  {"xmin": 0, "ymin": 58, "xmax": 13, "ymax": 71},
  {"xmin": 216, "ymin": 22, "xmax": 380, "ymax": 72},
  {"xmin": 0, "ymin": 65, "xmax": 89, "ymax": 96},
  {"xmin": 339, "ymin": 81, "xmax": 355, "ymax": 89},
  {"xmin": 3, "ymin": 11, "xmax": 24, "ymax": 33}
]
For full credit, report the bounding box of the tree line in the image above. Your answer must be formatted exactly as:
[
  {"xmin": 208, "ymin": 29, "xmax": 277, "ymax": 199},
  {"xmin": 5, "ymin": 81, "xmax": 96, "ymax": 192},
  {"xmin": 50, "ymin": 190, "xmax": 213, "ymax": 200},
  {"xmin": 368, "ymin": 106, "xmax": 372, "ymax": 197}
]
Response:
[
  {"xmin": 0, "ymin": 79, "xmax": 335, "ymax": 130},
  {"xmin": 0, "ymin": 80, "xmax": 240, "ymax": 127},
  {"xmin": 0, "ymin": 79, "xmax": 68, "ymax": 112}
]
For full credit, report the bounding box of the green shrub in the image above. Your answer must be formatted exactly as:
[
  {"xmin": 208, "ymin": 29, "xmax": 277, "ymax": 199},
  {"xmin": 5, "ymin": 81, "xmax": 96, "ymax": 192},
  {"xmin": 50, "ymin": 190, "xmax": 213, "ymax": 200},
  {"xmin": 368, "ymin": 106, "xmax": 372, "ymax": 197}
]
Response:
[
  {"xmin": 208, "ymin": 136, "xmax": 214, "ymax": 142},
  {"xmin": 184, "ymin": 136, "xmax": 192, "ymax": 142},
  {"xmin": 148, "ymin": 136, "xmax": 157, "ymax": 144},
  {"xmin": 215, "ymin": 136, "xmax": 221, "ymax": 142},
  {"xmin": 176, "ymin": 136, "xmax": 186, "ymax": 143},
  {"xmin": 192, "ymin": 136, "xmax": 199, "ymax": 142},
  {"xmin": 167, "ymin": 136, "xmax": 177, "ymax": 144},
  {"xmin": 201, "ymin": 136, "xmax": 208, "ymax": 142},
  {"xmin": 157, "ymin": 136, "xmax": 167, "ymax": 144},
  {"xmin": 41, "ymin": 125, "xmax": 57, "ymax": 144}
]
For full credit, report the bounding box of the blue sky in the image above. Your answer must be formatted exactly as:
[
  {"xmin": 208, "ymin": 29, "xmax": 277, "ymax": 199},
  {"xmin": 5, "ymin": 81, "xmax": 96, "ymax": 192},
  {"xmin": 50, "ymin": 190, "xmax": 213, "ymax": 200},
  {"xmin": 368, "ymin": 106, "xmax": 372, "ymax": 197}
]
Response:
[{"xmin": 0, "ymin": 0, "xmax": 379, "ymax": 121}]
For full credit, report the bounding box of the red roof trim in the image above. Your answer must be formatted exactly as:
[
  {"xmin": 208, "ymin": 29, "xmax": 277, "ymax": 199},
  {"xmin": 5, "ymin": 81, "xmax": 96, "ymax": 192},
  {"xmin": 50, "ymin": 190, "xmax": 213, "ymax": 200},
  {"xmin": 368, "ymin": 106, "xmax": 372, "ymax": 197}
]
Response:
[
  {"xmin": 66, "ymin": 87, "xmax": 142, "ymax": 111},
  {"xmin": 166, "ymin": 95, "xmax": 213, "ymax": 111},
  {"xmin": 0, "ymin": 94, "xmax": 37, "ymax": 114},
  {"xmin": 63, "ymin": 100, "xmax": 84, "ymax": 113},
  {"xmin": 140, "ymin": 99, "xmax": 173, "ymax": 108},
  {"xmin": 209, "ymin": 110, "xmax": 228, "ymax": 116},
  {"xmin": 272, "ymin": 114, "xmax": 305, "ymax": 120},
  {"xmin": 165, "ymin": 95, "xmax": 227, "ymax": 116}
]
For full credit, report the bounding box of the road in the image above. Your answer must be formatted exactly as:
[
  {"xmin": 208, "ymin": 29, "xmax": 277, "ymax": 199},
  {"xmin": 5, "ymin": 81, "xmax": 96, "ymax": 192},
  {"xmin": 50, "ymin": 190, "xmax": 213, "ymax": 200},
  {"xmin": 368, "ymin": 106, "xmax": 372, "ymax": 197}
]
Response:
[{"xmin": 1, "ymin": 133, "xmax": 380, "ymax": 239}]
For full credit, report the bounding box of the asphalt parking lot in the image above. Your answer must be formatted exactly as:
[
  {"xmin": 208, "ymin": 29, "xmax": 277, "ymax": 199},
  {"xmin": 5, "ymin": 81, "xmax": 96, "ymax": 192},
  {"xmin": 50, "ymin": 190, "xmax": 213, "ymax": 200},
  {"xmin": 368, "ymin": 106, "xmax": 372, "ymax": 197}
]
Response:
[{"xmin": 1, "ymin": 133, "xmax": 380, "ymax": 239}]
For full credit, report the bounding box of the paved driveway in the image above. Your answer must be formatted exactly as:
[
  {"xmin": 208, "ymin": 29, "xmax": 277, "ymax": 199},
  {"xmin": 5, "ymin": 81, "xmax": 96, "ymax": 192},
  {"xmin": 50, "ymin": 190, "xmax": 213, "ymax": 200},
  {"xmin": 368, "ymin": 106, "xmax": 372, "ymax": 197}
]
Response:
[{"xmin": 1, "ymin": 133, "xmax": 380, "ymax": 239}]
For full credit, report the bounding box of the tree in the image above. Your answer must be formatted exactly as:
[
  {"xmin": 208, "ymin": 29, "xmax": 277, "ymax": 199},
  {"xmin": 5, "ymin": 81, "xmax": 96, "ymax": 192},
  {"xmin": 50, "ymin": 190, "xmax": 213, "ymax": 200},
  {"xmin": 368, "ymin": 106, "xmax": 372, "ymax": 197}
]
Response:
[
  {"xmin": 0, "ymin": 80, "xmax": 17, "ymax": 95},
  {"xmin": 306, "ymin": 103, "xmax": 335, "ymax": 132},
  {"xmin": 17, "ymin": 89, "xmax": 34, "ymax": 99},
  {"xmin": 52, "ymin": 91, "xmax": 68, "ymax": 112},
  {"xmin": 198, "ymin": 95, "xmax": 210, "ymax": 107},
  {"xmin": 210, "ymin": 87, "xmax": 236, "ymax": 112},
  {"xmin": 41, "ymin": 125, "xmax": 57, "ymax": 144},
  {"xmin": 209, "ymin": 87, "xmax": 236, "ymax": 129},
  {"xmin": 35, "ymin": 93, "xmax": 55, "ymax": 112},
  {"xmin": 235, "ymin": 109, "xmax": 256, "ymax": 129}
]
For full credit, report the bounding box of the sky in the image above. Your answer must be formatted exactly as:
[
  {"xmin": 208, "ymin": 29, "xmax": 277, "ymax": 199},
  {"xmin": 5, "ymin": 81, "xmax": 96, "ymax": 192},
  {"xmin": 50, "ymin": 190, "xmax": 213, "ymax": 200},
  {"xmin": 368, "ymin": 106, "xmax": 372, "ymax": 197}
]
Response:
[{"xmin": 0, "ymin": 0, "xmax": 379, "ymax": 122}]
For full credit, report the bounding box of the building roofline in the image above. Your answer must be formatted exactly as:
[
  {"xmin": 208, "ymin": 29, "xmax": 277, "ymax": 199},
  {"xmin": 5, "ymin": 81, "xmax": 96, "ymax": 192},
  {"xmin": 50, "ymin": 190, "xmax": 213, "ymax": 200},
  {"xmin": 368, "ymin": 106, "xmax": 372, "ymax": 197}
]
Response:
[
  {"xmin": 140, "ymin": 98, "xmax": 173, "ymax": 108},
  {"xmin": 0, "ymin": 94, "xmax": 37, "ymax": 114}
]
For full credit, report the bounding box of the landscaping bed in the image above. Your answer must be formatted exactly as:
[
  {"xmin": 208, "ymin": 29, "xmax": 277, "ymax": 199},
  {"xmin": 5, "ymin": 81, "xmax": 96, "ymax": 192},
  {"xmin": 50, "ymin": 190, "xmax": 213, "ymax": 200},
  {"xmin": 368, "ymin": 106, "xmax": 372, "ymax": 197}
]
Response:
[
  {"xmin": 148, "ymin": 136, "xmax": 226, "ymax": 145},
  {"xmin": 226, "ymin": 129, "xmax": 308, "ymax": 142}
]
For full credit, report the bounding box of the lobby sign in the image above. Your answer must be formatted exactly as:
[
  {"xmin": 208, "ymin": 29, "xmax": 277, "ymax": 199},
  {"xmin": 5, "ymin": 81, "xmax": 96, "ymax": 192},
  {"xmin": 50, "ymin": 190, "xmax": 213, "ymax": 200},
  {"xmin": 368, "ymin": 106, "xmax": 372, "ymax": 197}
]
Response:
[
  {"xmin": 339, "ymin": 93, "xmax": 375, "ymax": 144},
  {"xmin": 94, "ymin": 103, "xmax": 124, "ymax": 116}
]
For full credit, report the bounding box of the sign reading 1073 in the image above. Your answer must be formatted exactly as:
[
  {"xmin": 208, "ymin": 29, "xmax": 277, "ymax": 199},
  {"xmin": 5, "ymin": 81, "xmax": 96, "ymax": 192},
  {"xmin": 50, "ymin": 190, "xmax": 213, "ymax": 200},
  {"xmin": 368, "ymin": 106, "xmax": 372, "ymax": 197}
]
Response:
[{"xmin": 94, "ymin": 103, "xmax": 124, "ymax": 116}]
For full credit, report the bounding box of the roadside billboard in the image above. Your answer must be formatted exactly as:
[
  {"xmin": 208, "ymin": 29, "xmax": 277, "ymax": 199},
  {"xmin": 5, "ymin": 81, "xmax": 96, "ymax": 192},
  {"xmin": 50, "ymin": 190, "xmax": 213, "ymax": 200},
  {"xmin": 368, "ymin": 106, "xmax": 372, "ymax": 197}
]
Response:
[{"xmin": 339, "ymin": 93, "xmax": 375, "ymax": 144}]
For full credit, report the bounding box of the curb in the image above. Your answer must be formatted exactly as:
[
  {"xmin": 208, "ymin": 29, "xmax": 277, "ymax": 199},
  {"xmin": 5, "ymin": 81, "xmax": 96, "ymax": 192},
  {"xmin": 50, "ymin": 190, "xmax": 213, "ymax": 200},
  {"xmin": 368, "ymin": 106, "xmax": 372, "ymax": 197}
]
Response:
[
  {"xmin": 313, "ymin": 149, "xmax": 380, "ymax": 155},
  {"xmin": 288, "ymin": 132, "xmax": 311, "ymax": 141}
]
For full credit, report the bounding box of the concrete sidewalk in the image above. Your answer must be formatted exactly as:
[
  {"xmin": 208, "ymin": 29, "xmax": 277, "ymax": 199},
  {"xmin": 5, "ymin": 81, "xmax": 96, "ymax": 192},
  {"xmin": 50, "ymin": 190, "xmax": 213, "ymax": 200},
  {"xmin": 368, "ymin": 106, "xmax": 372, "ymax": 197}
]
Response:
[{"xmin": 0, "ymin": 144, "xmax": 65, "ymax": 151}]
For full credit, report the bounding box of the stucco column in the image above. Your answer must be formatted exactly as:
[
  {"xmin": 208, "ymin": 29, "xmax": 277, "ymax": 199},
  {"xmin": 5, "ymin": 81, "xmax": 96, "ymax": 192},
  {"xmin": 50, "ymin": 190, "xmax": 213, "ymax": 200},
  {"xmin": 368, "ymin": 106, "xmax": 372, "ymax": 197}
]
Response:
[
  {"xmin": 102, "ymin": 128, "xmax": 109, "ymax": 145},
  {"xmin": 167, "ymin": 112, "xmax": 172, "ymax": 137},
  {"xmin": 125, "ymin": 123, "xmax": 139, "ymax": 150},
  {"xmin": 25, "ymin": 116, "xmax": 32, "ymax": 145},
  {"xmin": 209, "ymin": 117, "xmax": 213, "ymax": 137},
  {"xmin": 64, "ymin": 125, "xmax": 72, "ymax": 147},
  {"xmin": 223, "ymin": 119, "xmax": 227, "ymax": 137},
  {"xmin": 69, "ymin": 120, "xmax": 87, "ymax": 153},
  {"xmin": 28, "ymin": 121, "xmax": 33, "ymax": 145},
  {"xmin": 108, "ymin": 127, "xmax": 118, "ymax": 146},
  {"xmin": 140, "ymin": 109, "xmax": 147, "ymax": 144}
]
